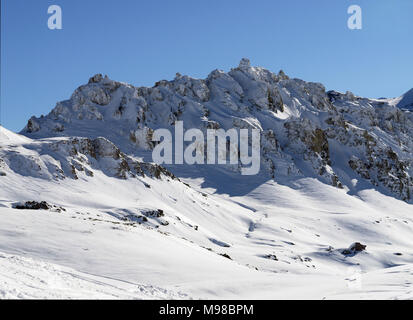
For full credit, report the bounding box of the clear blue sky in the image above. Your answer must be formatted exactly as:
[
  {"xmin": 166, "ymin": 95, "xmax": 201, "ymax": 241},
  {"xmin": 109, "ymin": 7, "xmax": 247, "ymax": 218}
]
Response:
[{"xmin": 1, "ymin": 0, "xmax": 412, "ymax": 132}]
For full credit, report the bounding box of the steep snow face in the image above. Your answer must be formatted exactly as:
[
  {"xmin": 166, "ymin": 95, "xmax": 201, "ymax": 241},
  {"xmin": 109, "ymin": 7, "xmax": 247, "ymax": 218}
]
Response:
[
  {"xmin": 0, "ymin": 126, "xmax": 31, "ymax": 146},
  {"xmin": 397, "ymin": 88, "xmax": 413, "ymax": 110},
  {"xmin": 20, "ymin": 60, "xmax": 413, "ymax": 202}
]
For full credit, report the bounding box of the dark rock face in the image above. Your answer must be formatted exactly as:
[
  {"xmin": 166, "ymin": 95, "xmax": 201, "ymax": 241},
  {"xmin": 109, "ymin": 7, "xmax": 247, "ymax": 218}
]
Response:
[{"xmin": 26, "ymin": 118, "xmax": 40, "ymax": 133}]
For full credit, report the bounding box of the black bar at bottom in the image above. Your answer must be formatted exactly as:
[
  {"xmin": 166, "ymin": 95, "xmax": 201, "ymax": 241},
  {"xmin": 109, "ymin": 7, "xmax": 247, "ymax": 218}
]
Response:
[{"xmin": 0, "ymin": 299, "xmax": 406, "ymax": 319}]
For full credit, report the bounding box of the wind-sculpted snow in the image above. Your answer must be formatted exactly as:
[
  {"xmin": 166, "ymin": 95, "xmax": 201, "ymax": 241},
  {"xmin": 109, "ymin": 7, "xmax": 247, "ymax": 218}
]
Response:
[{"xmin": 20, "ymin": 59, "xmax": 412, "ymax": 202}]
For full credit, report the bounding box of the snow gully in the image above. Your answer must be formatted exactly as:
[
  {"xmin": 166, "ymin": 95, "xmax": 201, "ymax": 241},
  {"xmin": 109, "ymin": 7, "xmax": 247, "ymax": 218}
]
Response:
[{"xmin": 151, "ymin": 121, "xmax": 261, "ymax": 175}]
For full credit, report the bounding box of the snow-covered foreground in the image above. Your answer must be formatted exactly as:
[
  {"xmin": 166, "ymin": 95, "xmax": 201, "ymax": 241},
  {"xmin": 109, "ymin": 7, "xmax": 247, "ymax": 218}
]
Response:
[
  {"xmin": 0, "ymin": 251, "xmax": 188, "ymax": 299},
  {"xmin": 2, "ymin": 250, "xmax": 413, "ymax": 300},
  {"xmin": 1, "ymin": 151, "xmax": 413, "ymax": 299},
  {"xmin": 1, "ymin": 189, "xmax": 413, "ymax": 300}
]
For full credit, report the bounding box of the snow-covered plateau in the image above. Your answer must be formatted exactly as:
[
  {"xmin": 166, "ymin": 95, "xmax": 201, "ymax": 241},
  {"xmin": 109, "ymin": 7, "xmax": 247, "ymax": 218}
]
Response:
[{"xmin": 1, "ymin": 59, "xmax": 412, "ymax": 299}]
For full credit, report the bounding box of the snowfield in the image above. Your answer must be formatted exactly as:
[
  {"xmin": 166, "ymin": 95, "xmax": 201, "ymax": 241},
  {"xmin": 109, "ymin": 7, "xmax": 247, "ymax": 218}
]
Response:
[
  {"xmin": 1, "ymin": 174, "xmax": 413, "ymax": 299},
  {"xmin": 1, "ymin": 60, "xmax": 413, "ymax": 299},
  {"xmin": 0, "ymin": 251, "xmax": 188, "ymax": 299}
]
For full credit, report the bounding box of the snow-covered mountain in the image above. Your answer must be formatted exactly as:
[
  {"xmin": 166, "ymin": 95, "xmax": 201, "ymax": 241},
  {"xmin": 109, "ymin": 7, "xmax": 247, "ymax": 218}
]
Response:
[
  {"xmin": 1, "ymin": 59, "xmax": 413, "ymax": 299},
  {"xmin": 21, "ymin": 58, "xmax": 413, "ymax": 202}
]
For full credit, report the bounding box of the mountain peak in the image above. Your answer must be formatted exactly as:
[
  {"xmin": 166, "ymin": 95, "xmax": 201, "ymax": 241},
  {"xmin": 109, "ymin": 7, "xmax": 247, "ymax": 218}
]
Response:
[
  {"xmin": 88, "ymin": 74, "xmax": 103, "ymax": 84},
  {"xmin": 88, "ymin": 73, "xmax": 111, "ymax": 84},
  {"xmin": 238, "ymin": 58, "xmax": 251, "ymax": 69}
]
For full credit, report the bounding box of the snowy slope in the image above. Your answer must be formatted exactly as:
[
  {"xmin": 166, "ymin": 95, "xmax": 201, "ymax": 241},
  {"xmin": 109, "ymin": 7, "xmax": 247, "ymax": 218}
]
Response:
[
  {"xmin": 2, "ymin": 128, "xmax": 413, "ymax": 299},
  {"xmin": 1, "ymin": 156, "xmax": 413, "ymax": 299},
  {"xmin": 397, "ymin": 88, "xmax": 413, "ymax": 110},
  {"xmin": 1, "ymin": 60, "xmax": 413, "ymax": 299},
  {"xmin": 0, "ymin": 251, "xmax": 188, "ymax": 299}
]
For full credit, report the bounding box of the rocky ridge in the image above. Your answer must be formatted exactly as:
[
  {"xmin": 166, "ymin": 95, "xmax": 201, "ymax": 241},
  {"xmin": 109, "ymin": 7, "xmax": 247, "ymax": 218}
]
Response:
[{"xmin": 17, "ymin": 59, "xmax": 413, "ymax": 202}]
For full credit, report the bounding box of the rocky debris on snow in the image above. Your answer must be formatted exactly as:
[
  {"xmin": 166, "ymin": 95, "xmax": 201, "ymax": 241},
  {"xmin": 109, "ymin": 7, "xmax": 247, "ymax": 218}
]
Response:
[
  {"xmin": 103, "ymin": 207, "xmax": 171, "ymax": 228},
  {"xmin": 219, "ymin": 253, "xmax": 232, "ymax": 260},
  {"xmin": 265, "ymin": 254, "xmax": 278, "ymax": 261},
  {"xmin": 12, "ymin": 201, "xmax": 66, "ymax": 212},
  {"xmin": 342, "ymin": 242, "xmax": 367, "ymax": 255},
  {"xmin": 117, "ymin": 208, "xmax": 170, "ymax": 227},
  {"xmin": 142, "ymin": 209, "xmax": 165, "ymax": 218}
]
